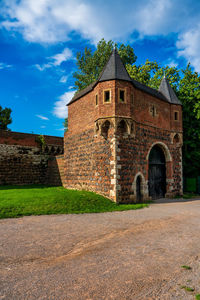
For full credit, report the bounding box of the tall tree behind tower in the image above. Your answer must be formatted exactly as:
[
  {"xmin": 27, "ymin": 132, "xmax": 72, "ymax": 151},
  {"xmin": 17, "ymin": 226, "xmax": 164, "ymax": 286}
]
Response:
[
  {"xmin": 0, "ymin": 106, "xmax": 12, "ymax": 130},
  {"xmin": 73, "ymin": 38, "xmax": 137, "ymax": 91}
]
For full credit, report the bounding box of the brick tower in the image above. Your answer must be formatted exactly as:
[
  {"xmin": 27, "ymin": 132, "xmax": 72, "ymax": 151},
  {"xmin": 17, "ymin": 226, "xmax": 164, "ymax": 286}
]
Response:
[{"xmin": 64, "ymin": 49, "xmax": 183, "ymax": 202}]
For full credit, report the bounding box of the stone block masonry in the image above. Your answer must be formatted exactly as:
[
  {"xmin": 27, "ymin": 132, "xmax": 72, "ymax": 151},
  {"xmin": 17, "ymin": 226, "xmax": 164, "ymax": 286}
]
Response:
[
  {"xmin": 0, "ymin": 130, "xmax": 64, "ymax": 186},
  {"xmin": 64, "ymin": 49, "xmax": 183, "ymax": 203},
  {"xmin": 64, "ymin": 129, "xmax": 113, "ymax": 198}
]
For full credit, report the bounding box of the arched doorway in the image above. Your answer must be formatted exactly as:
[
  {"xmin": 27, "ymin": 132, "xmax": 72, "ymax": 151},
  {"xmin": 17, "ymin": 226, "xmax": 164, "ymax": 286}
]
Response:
[
  {"xmin": 136, "ymin": 176, "xmax": 142, "ymax": 202},
  {"xmin": 148, "ymin": 145, "xmax": 166, "ymax": 199}
]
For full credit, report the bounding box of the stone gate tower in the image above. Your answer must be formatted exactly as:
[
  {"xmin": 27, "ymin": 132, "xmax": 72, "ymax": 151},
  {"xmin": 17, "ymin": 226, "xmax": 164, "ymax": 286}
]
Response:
[{"xmin": 63, "ymin": 49, "xmax": 183, "ymax": 202}]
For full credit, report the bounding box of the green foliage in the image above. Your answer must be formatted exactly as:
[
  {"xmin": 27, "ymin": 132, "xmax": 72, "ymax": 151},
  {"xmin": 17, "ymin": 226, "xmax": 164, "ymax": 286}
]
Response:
[
  {"xmin": 63, "ymin": 118, "xmax": 68, "ymax": 132},
  {"xmin": 181, "ymin": 265, "xmax": 192, "ymax": 270},
  {"xmin": 126, "ymin": 60, "xmax": 159, "ymax": 86},
  {"xmin": 181, "ymin": 286, "xmax": 194, "ymax": 292},
  {"xmin": 196, "ymin": 294, "xmax": 200, "ymax": 300},
  {"xmin": 35, "ymin": 135, "xmax": 46, "ymax": 151},
  {"xmin": 0, "ymin": 105, "xmax": 12, "ymax": 130},
  {"xmin": 185, "ymin": 178, "xmax": 197, "ymax": 192},
  {"xmin": 73, "ymin": 38, "xmax": 137, "ymax": 91},
  {"xmin": 0, "ymin": 185, "xmax": 148, "ymax": 218},
  {"xmin": 178, "ymin": 65, "xmax": 200, "ymax": 176},
  {"xmin": 127, "ymin": 60, "xmax": 180, "ymax": 91}
]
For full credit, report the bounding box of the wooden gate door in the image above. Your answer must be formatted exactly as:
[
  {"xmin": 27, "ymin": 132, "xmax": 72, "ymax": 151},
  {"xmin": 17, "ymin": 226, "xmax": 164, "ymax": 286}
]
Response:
[
  {"xmin": 136, "ymin": 176, "xmax": 142, "ymax": 202},
  {"xmin": 148, "ymin": 145, "xmax": 166, "ymax": 199}
]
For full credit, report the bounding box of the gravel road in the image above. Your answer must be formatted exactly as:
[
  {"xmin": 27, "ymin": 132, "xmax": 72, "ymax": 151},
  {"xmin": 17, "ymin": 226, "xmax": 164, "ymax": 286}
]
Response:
[{"xmin": 1, "ymin": 198, "xmax": 200, "ymax": 299}]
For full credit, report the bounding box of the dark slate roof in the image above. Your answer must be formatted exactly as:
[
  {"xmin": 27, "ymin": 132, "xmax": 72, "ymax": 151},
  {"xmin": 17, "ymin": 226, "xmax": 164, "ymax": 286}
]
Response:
[
  {"xmin": 131, "ymin": 79, "xmax": 168, "ymax": 102},
  {"xmin": 98, "ymin": 48, "xmax": 132, "ymax": 82},
  {"xmin": 68, "ymin": 80, "xmax": 98, "ymax": 105},
  {"xmin": 159, "ymin": 77, "xmax": 182, "ymax": 105},
  {"xmin": 68, "ymin": 49, "xmax": 181, "ymax": 106}
]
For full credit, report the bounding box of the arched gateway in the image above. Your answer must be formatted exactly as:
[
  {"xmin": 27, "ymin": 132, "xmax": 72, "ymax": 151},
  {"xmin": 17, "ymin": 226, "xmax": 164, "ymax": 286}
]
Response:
[{"xmin": 148, "ymin": 145, "xmax": 166, "ymax": 199}]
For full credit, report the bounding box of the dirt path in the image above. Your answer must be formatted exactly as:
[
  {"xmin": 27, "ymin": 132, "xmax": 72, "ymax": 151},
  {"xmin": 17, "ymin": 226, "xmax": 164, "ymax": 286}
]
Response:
[{"xmin": 1, "ymin": 198, "xmax": 200, "ymax": 299}]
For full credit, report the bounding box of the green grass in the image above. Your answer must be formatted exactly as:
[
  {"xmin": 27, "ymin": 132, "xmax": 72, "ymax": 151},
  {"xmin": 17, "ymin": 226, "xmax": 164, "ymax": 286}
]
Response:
[
  {"xmin": 181, "ymin": 265, "xmax": 192, "ymax": 270},
  {"xmin": 181, "ymin": 286, "xmax": 195, "ymax": 292},
  {"xmin": 195, "ymin": 294, "xmax": 200, "ymax": 300},
  {"xmin": 0, "ymin": 185, "xmax": 148, "ymax": 219},
  {"xmin": 175, "ymin": 193, "xmax": 199, "ymax": 199}
]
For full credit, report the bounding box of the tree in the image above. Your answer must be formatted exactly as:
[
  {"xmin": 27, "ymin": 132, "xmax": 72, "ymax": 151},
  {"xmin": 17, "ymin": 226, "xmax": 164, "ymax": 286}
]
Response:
[
  {"xmin": 0, "ymin": 106, "xmax": 12, "ymax": 130},
  {"xmin": 73, "ymin": 38, "xmax": 137, "ymax": 91},
  {"xmin": 63, "ymin": 118, "xmax": 68, "ymax": 132},
  {"xmin": 178, "ymin": 65, "xmax": 200, "ymax": 177},
  {"xmin": 126, "ymin": 60, "xmax": 180, "ymax": 91}
]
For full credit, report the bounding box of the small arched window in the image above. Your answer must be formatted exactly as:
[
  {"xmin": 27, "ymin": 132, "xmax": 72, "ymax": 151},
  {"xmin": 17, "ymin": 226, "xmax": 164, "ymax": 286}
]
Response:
[
  {"xmin": 56, "ymin": 147, "xmax": 61, "ymax": 154},
  {"xmin": 101, "ymin": 120, "xmax": 110, "ymax": 139},
  {"xmin": 173, "ymin": 134, "xmax": 180, "ymax": 144},
  {"xmin": 50, "ymin": 146, "xmax": 55, "ymax": 154},
  {"xmin": 117, "ymin": 120, "xmax": 127, "ymax": 135},
  {"xmin": 44, "ymin": 146, "xmax": 49, "ymax": 153}
]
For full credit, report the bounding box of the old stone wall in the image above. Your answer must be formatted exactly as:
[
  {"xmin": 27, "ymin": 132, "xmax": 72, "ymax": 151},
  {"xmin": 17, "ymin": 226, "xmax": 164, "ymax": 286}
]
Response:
[
  {"xmin": 0, "ymin": 130, "xmax": 63, "ymax": 148},
  {"xmin": 47, "ymin": 155, "xmax": 64, "ymax": 186},
  {"xmin": 64, "ymin": 128, "xmax": 113, "ymax": 198},
  {"xmin": 117, "ymin": 122, "xmax": 182, "ymax": 203},
  {"xmin": 0, "ymin": 130, "xmax": 64, "ymax": 186}
]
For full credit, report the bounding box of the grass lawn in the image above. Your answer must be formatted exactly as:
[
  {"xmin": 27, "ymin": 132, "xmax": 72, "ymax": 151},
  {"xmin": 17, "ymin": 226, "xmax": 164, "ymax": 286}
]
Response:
[{"xmin": 0, "ymin": 185, "xmax": 148, "ymax": 219}]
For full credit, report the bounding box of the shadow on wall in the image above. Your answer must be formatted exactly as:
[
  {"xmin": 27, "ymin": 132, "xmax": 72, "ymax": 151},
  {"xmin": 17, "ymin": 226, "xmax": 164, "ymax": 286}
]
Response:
[{"xmin": 47, "ymin": 155, "xmax": 64, "ymax": 186}]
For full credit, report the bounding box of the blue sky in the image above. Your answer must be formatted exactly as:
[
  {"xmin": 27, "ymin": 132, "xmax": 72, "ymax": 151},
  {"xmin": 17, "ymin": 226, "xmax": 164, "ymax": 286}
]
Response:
[{"xmin": 0, "ymin": 0, "xmax": 200, "ymax": 137}]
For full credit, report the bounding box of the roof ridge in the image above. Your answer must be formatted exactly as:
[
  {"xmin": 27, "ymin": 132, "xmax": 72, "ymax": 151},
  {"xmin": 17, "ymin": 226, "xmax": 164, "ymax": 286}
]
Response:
[{"xmin": 97, "ymin": 50, "xmax": 114, "ymax": 81}]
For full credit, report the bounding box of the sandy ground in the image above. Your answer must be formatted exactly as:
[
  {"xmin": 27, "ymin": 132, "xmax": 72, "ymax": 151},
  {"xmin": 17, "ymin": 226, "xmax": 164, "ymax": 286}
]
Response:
[{"xmin": 1, "ymin": 198, "xmax": 200, "ymax": 299}]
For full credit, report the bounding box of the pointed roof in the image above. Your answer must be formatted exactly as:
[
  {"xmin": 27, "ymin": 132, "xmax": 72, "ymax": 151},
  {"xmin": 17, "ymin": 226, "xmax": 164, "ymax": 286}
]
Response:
[
  {"xmin": 68, "ymin": 51, "xmax": 182, "ymax": 106},
  {"xmin": 159, "ymin": 77, "xmax": 182, "ymax": 105},
  {"xmin": 98, "ymin": 48, "xmax": 132, "ymax": 82}
]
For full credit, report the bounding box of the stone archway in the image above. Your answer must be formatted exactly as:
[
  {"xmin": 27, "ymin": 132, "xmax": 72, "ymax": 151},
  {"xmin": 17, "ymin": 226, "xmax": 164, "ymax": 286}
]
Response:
[
  {"xmin": 131, "ymin": 172, "xmax": 148, "ymax": 202},
  {"xmin": 148, "ymin": 144, "xmax": 167, "ymax": 199},
  {"xmin": 146, "ymin": 142, "xmax": 172, "ymax": 162}
]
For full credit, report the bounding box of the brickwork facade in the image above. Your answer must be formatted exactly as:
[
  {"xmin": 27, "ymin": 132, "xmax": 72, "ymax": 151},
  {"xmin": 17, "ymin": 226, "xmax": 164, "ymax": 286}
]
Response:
[
  {"xmin": 0, "ymin": 130, "xmax": 64, "ymax": 186},
  {"xmin": 64, "ymin": 57, "xmax": 183, "ymax": 202}
]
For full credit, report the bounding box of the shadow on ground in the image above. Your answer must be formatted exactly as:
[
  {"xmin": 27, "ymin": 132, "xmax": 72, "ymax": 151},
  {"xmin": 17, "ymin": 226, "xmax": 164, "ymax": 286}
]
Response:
[{"xmin": 153, "ymin": 197, "xmax": 200, "ymax": 204}]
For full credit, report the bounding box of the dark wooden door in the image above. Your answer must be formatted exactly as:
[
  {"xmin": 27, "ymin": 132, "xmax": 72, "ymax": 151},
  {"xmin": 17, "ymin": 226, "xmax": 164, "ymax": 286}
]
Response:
[
  {"xmin": 148, "ymin": 145, "xmax": 166, "ymax": 199},
  {"xmin": 136, "ymin": 176, "xmax": 142, "ymax": 202}
]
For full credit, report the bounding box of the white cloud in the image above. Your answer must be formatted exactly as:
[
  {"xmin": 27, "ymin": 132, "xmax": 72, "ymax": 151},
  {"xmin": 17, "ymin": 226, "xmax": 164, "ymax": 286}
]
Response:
[
  {"xmin": 56, "ymin": 128, "xmax": 64, "ymax": 131},
  {"xmin": 53, "ymin": 90, "xmax": 75, "ymax": 118},
  {"xmin": 166, "ymin": 60, "xmax": 178, "ymax": 68},
  {"xmin": 0, "ymin": 0, "xmax": 183, "ymax": 44},
  {"xmin": 177, "ymin": 25, "xmax": 200, "ymax": 72},
  {"xmin": 36, "ymin": 114, "xmax": 49, "ymax": 120},
  {"xmin": 0, "ymin": 62, "xmax": 12, "ymax": 69},
  {"xmin": 34, "ymin": 63, "xmax": 51, "ymax": 71},
  {"xmin": 50, "ymin": 48, "xmax": 72, "ymax": 66},
  {"xmin": 2, "ymin": 0, "xmax": 200, "ymax": 71},
  {"xmin": 59, "ymin": 75, "xmax": 67, "ymax": 83},
  {"xmin": 34, "ymin": 47, "xmax": 73, "ymax": 71}
]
